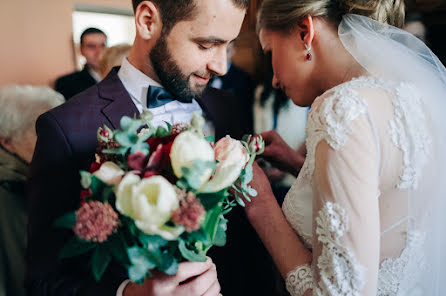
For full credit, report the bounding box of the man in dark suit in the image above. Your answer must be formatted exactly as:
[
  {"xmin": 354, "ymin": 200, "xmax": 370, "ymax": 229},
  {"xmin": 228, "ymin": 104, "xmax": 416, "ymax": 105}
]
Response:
[
  {"xmin": 54, "ymin": 28, "xmax": 107, "ymax": 100},
  {"xmin": 27, "ymin": 1, "xmax": 276, "ymax": 296}
]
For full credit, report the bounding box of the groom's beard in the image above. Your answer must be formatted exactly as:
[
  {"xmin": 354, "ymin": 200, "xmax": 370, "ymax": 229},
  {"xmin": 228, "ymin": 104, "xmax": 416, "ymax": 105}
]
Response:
[{"xmin": 150, "ymin": 36, "xmax": 214, "ymax": 100}]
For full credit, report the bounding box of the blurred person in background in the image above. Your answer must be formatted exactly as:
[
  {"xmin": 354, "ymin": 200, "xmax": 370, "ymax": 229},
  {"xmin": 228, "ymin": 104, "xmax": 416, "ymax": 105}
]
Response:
[
  {"xmin": 55, "ymin": 28, "xmax": 107, "ymax": 99},
  {"xmin": 209, "ymin": 41, "xmax": 255, "ymax": 131},
  {"xmin": 98, "ymin": 44, "xmax": 131, "ymax": 79},
  {"xmin": 403, "ymin": 13, "xmax": 427, "ymax": 43},
  {"xmin": 0, "ymin": 85, "xmax": 63, "ymax": 296}
]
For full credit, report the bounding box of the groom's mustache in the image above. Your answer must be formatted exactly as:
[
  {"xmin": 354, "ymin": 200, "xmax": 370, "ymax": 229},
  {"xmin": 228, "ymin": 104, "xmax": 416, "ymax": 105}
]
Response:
[{"xmin": 192, "ymin": 70, "xmax": 218, "ymax": 80}]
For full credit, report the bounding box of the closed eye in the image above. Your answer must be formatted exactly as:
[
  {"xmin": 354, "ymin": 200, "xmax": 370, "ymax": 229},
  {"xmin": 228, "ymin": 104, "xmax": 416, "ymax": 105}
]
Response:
[{"xmin": 198, "ymin": 43, "xmax": 212, "ymax": 50}]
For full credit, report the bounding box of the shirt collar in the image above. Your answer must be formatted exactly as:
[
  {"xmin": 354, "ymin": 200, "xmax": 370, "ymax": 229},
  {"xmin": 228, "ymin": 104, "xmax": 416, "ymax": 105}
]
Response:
[{"xmin": 118, "ymin": 57, "xmax": 162, "ymax": 105}]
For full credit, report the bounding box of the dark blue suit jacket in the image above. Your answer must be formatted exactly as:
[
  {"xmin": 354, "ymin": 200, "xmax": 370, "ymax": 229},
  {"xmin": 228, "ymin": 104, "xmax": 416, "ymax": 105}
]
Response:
[{"xmin": 27, "ymin": 68, "xmax": 276, "ymax": 296}]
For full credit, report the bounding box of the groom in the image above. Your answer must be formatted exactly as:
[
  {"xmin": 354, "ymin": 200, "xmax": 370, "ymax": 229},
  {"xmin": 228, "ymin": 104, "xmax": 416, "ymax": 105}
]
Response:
[{"xmin": 27, "ymin": 0, "xmax": 276, "ymax": 295}]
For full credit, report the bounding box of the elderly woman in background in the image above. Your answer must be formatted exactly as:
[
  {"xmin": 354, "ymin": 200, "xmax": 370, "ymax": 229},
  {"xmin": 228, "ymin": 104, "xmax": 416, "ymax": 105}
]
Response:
[{"xmin": 0, "ymin": 85, "xmax": 63, "ymax": 296}]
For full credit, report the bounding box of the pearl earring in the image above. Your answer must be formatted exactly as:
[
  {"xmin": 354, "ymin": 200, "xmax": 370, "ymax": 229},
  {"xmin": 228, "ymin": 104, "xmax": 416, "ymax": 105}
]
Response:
[{"xmin": 305, "ymin": 44, "xmax": 312, "ymax": 61}]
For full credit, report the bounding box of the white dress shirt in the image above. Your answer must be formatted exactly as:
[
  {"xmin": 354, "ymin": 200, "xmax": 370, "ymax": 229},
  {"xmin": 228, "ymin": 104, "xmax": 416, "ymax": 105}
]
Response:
[{"xmin": 117, "ymin": 58, "xmax": 203, "ymax": 128}]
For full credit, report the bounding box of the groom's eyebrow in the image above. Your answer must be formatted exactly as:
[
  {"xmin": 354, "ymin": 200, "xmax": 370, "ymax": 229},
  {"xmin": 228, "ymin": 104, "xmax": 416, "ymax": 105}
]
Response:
[{"xmin": 193, "ymin": 37, "xmax": 228, "ymax": 44}]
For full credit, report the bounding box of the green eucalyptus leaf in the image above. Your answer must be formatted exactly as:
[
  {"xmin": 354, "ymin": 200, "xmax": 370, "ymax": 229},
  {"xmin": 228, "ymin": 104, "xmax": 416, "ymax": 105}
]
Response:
[
  {"xmin": 178, "ymin": 240, "xmax": 207, "ymax": 262},
  {"xmin": 90, "ymin": 175, "xmax": 108, "ymax": 200},
  {"xmin": 242, "ymin": 191, "xmax": 252, "ymax": 202},
  {"xmin": 197, "ymin": 192, "xmax": 225, "ymax": 211},
  {"xmin": 159, "ymin": 251, "xmax": 178, "ymax": 275},
  {"xmin": 59, "ymin": 236, "xmax": 96, "ymax": 259},
  {"xmin": 120, "ymin": 116, "xmax": 133, "ymax": 131},
  {"xmin": 92, "ymin": 245, "xmax": 112, "ymax": 281},
  {"xmin": 80, "ymin": 171, "xmax": 92, "ymax": 189},
  {"xmin": 176, "ymin": 179, "xmax": 188, "ymax": 190},
  {"xmin": 213, "ymin": 218, "xmax": 227, "ymax": 247},
  {"xmin": 102, "ymin": 147, "xmax": 128, "ymax": 155},
  {"xmin": 129, "ymin": 264, "xmax": 151, "ymax": 284},
  {"xmin": 127, "ymin": 246, "xmax": 158, "ymax": 282},
  {"xmin": 205, "ymin": 135, "xmax": 215, "ymax": 143},
  {"xmin": 54, "ymin": 212, "xmax": 76, "ymax": 229},
  {"xmin": 182, "ymin": 160, "xmax": 215, "ymax": 190},
  {"xmin": 247, "ymin": 186, "xmax": 258, "ymax": 197},
  {"xmin": 130, "ymin": 142, "xmax": 149, "ymax": 155},
  {"xmin": 203, "ymin": 206, "xmax": 222, "ymax": 244},
  {"xmin": 243, "ymin": 164, "xmax": 253, "ymax": 185},
  {"xmin": 138, "ymin": 233, "xmax": 168, "ymax": 251},
  {"xmin": 235, "ymin": 195, "xmax": 246, "ymax": 207}
]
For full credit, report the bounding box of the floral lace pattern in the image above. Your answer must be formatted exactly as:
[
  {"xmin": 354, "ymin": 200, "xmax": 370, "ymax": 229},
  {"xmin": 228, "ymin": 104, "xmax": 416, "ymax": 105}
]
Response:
[
  {"xmin": 285, "ymin": 264, "xmax": 314, "ymax": 296},
  {"xmin": 284, "ymin": 202, "xmax": 366, "ymax": 296},
  {"xmin": 378, "ymin": 231, "xmax": 426, "ymax": 296},
  {"xmin": 389, "ymin": 83, "xmax": 432, "ymax": 190},
  {"xmin": 300, "ymin": 81, "xmax": 368, "ymax": 183},
  {"xmin": 315, "ymin": 202, "xmax": 366, "ymax": 296}
]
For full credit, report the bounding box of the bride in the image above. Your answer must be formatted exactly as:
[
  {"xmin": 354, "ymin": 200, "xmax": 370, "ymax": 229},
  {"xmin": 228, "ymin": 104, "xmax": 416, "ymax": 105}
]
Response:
[{"xmin": 245, "ymin": 0, "xmax": 446, "ymax": 295}]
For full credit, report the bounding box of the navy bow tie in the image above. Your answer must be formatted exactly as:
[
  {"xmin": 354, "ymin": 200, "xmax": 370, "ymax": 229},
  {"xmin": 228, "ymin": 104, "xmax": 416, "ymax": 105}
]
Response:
[{"xmin": 146, "ymin": 86, "xmax": 193, "ymax": 108}]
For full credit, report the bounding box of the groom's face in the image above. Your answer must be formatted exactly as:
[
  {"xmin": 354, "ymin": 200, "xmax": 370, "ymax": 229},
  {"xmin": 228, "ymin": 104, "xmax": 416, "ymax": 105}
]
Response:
[{"xmin": 150, "ymin": 0, "xmax": 246, "ymax": 99}]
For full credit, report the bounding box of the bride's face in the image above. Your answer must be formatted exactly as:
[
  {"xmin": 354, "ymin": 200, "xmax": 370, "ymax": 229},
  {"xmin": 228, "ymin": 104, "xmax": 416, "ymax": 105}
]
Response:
[{"xmin": 259, "ymin": 29, "xmax": 318, "ymax": 107}]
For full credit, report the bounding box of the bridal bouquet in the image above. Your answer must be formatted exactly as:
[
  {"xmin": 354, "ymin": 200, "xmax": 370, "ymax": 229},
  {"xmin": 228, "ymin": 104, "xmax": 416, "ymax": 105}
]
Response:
[{"xmin": 55, "ymin": 110, "xmax": 264, "ymax": 283}]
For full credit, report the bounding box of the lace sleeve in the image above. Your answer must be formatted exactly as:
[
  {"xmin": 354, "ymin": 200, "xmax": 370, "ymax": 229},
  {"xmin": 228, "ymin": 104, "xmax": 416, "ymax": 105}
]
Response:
[{"xmin": 285, "ymin": 89, "xmax": 381, "ymax": 296}]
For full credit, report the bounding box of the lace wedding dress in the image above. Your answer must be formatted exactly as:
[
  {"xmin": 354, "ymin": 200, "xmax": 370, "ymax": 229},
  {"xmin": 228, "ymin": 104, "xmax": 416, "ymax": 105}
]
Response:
[{"xmin": 282, "ymin": 76, "xmax": 432, "ymax": 296}]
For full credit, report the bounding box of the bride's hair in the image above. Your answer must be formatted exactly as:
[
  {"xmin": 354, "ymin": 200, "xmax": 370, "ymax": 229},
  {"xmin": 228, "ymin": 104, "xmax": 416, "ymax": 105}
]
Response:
[{"xmin": 257, "ymin": 0, "xmax": 405, "ymax": 33}]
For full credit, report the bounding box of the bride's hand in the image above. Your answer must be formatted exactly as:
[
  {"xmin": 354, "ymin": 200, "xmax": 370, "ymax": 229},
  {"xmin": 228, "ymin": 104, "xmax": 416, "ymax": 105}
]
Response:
[
  {"xmin": 260, "ymin": 130, "xmax": 305, "ymax": 176},
  {"xmin": 245, "ymin": 162, "xmax": 276, "ymax": 217}
]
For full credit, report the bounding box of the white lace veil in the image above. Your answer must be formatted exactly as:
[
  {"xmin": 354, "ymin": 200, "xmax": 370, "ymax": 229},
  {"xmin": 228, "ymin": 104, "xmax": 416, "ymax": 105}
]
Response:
[{"xmin": 339, "ymin": 14, "xmax": 446, "ymax": 295}]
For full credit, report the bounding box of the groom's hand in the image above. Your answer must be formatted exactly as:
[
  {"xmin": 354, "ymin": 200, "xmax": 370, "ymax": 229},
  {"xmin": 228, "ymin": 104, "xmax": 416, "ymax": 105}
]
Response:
[{"xmin": 123, "ymin": 257, "xmax": 221, "ymax": 296}]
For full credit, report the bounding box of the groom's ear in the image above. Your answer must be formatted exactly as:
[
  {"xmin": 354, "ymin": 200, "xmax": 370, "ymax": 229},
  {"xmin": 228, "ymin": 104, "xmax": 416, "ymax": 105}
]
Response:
[
  {"xmin": 135, "ymin": 1, "xmax": 162, "ymax": 41},
  {"xmin": 298, "ymin": 15, "xmax": 315, "ymax": 49}
]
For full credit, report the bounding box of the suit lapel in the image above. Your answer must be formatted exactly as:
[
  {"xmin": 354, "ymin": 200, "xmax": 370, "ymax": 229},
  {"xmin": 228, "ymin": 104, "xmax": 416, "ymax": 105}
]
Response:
[{"xmin": 98, "ymin": 67, "xmax": 139, "ymax": 129}]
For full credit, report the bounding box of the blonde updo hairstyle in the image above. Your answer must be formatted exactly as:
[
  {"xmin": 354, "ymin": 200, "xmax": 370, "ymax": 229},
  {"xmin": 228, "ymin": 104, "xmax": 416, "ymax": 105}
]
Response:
[{"xmin": 257, "ymin": 0, "xmax": 405, "ymax": 34}]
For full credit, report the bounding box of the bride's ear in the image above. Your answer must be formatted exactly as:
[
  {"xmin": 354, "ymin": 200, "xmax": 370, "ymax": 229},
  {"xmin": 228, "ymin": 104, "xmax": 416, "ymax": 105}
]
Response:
[{"xmin": 298, "ymin": 15, "xmax": 315, "ymax": 49}]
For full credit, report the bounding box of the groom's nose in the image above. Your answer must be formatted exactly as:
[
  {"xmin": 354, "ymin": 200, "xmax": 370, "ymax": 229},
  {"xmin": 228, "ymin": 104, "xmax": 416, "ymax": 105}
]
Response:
[{"xmin": 207, "ymin": 47, "xmax": 228, "ymax": 76}]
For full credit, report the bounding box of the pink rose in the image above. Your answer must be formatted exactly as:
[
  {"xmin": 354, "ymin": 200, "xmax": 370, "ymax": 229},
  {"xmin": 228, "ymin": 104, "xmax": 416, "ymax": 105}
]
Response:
[{"xmin": 201, "ymin": 136, "xmax": 249, "ymax": 192}]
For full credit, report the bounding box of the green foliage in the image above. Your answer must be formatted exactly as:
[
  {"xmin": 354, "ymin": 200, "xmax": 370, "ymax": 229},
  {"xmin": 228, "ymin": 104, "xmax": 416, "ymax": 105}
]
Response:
[
  {"xmin": 154, "ymin": 125, "xmax": 170, "ymax": 138},
  {"xmin": 92, "ymin": 245, "xmax": 112, "ymax": 281},
  {"xmin": 213, "ymin": 217, "xmax": 227, "ymax": 247},
  {"xmin": 89, "ymin": 175, "xmax": 111, "ymax": 202},
  {"xmin": 127, "ymin": 246, "xmax": 157, "ymax": 283},
  {"xmin": 180, "ymin": 160, "xmax": 215, "ymax": 190},
  {"xmin": 197, "ymin": 191, "xmax": 226, "ymax": 211},
  {"xmin": 54, "ymin": 212, "xmax": 76, "ymax": 229},
  {"xmin": 59, "ymin": 237, "xmax": 95, "ymax": 259},
  {"xmin": 80, "ymin": 171, "xmax": 91, "ymax": 189},
  {"xmin": 178, "ymin": 239, "xmax": 207, "ymax": 262}
]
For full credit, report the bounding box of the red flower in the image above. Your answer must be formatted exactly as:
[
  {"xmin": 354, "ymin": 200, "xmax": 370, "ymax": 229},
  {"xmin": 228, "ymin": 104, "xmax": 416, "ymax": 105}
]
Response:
[
  {"xmin": 143, "ymin": 170, "xmax": 158, "ymax": 178},
  {"xmin": 128, "ymin": 152, "xmax": 148, "ymax": 171},
  {"xmin": 89, "ymin": 162, "xmax": 101, "ymax": 173},
  {"xmin": 147, "ymin": 134, "xmax": 178, "ymax": 151},
  {"xmin": 80, "ymin": 189, "xmax": 91, "ymax": 205}
]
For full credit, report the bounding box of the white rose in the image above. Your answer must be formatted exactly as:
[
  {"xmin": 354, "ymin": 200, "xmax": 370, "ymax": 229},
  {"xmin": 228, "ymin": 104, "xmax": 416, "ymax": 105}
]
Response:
[
  {"xmin": 201, "ymin": 136, "xmax": 249, "ymax": 193},
  {"xmin": 170, "ymin": 131, "xmax": 215, "ymax": 186},
  {"xmin": 115, "ymin": 174, "xmax": 184, "ymax": 240},
  {"xmin": 93, "ymin": 162, "xmax": 125, "ymax": 185}
]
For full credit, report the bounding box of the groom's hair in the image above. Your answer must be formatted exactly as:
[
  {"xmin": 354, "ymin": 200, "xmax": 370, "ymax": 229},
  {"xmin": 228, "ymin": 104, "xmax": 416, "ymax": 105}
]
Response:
[{"xmin": 132, "ymin": 0, "xmax": 249, "ymax": 34}]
